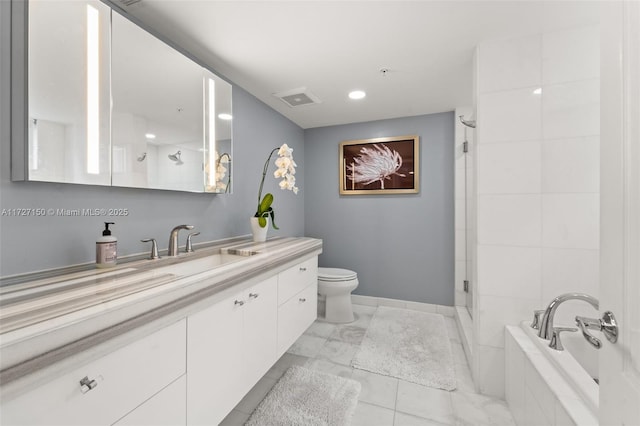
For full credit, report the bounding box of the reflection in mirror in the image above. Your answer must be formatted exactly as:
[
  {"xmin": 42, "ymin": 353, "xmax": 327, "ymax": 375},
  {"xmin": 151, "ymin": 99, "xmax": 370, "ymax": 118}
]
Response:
[
  {"xmin": 28, "ymin": 0, "xmax": 112, "ymax": 185},
  {"xmin": 111, "ymin": 12, "xmax": 204, "ymax": 192},
  {"xmin": 204, "ymin": 71, "xmax": 233, "ymax": 193}
]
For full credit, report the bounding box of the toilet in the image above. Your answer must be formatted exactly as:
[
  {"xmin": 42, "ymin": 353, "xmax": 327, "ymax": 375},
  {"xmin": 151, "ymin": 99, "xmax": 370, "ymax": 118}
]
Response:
[{"xmin": 317, "ymin": 267, "xmax": 359, "ymax": 323}]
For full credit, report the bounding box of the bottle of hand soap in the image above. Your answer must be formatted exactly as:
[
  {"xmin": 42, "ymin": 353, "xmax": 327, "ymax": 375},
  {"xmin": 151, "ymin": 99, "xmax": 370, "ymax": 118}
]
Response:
[{"xmin": 96, "ymin": 222, "xmax": 117, "ymax": 268}]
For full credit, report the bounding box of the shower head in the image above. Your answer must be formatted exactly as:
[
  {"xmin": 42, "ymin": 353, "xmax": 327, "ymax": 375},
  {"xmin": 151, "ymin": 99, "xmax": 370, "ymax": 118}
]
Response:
[
  {"xmin": 459, "ymin": 115, "xmax": 476, "ymax": 128},
  {"xmin": 137, "ymin": 152, "xmax": 147, "ymax": 162},
  {"xmin": 168, "ymin": 150, "xmax": 183, "ymax": 165}
]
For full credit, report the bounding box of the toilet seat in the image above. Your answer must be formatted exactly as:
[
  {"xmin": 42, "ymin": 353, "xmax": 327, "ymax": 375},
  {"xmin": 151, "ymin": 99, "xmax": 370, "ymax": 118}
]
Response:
[{"xmin": 318, "ymin": 267, "xmax": 357, "ymax": 282}]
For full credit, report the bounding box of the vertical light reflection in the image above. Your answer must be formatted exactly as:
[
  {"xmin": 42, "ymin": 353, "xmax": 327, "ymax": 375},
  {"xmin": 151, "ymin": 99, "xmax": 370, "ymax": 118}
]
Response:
[
  {"xmin": 31, "ymin": 119, "xmax": 39, "ymax": 170},
  {"xmin": 208, "ymin": 78, "xmax": 216, "ymax": 187},
  {"xmin": 86, "ymin": 4, "xmax": 100, "ymax": 174}
]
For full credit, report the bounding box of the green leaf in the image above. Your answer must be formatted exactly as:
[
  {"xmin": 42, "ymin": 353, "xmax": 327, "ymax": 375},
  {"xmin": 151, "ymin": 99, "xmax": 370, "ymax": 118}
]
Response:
[
  {"xmin": 258, "ymin": 216, "xmax": 267, "ymax": 228},
  {"xmin": 270, "ymin": 209, "xmax": 279, "ymax": 230},
  {"xmin": 258, "ymin": 193, "xmax": 274, "ymax": 216}
]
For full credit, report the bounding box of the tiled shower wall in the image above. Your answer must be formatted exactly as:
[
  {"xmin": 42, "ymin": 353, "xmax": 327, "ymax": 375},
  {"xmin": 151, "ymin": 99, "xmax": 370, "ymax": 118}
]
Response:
[{"xmin": 473, "ymin": 25, "xmax": 600, "ymax": 398}]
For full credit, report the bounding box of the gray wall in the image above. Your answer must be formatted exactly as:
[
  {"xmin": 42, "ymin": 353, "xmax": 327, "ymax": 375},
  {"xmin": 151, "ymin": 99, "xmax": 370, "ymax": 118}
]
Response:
[
  {"xmin": 0, "ymin": 2, "xmax": 304, "ymax": 276},
  {"xmin": 304, "ymin": 112, "xmax": 454, "ymax": 305}
]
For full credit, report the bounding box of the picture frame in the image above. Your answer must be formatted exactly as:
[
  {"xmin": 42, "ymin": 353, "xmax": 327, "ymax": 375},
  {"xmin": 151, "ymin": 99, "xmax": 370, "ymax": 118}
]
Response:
[{"xmin": 339, "ymin": 135, "xmax": 419, "ymax": 195}]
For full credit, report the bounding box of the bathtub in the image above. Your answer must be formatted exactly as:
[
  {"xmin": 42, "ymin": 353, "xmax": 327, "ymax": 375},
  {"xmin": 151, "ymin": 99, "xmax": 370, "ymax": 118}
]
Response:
[{"xmin": 505, "ymin": 322, "xmax": 599, "ymax": 426}]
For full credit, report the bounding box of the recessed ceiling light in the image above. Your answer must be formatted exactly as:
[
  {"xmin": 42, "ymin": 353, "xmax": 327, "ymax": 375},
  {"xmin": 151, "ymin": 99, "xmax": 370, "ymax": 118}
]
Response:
[
  {"xmin": 349, "ymin": 90, "xmax": 366, "ymax": 100},
  {"xmin": 218, "ymin": 113, "xmax": 233, "ymax": 120},
  {"xmin": 145, "ymin": 133, "xmax": 156, "ymax": 139}
]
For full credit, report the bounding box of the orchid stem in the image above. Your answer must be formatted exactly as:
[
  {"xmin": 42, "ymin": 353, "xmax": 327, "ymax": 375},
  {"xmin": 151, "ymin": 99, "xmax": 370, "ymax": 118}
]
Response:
[{"xmin": 257, "ymin": 147, "xmax": 279, "ymax": 206}]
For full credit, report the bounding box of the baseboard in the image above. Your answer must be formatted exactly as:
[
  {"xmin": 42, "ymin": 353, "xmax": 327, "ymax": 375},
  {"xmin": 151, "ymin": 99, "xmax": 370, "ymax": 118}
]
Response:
[{"xmin": 350, "ymin": 294, "xmax": 455, "ymax": 317}]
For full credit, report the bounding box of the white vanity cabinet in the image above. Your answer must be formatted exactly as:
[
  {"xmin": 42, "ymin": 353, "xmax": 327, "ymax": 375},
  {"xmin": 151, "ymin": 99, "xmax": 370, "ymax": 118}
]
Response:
[
  {"xmin": 0, "ymin": 247, "xmax": 321, "ymax": 426},
  {"xmin": 113, "ymin": 376, "xmax": 186, "ymax": 426},
  {"xmin": 0, "ymin": 320, "xmax": 187, "ymax": 426},
  {"xmin": 277, "ymin": 257, "xmax": 318, "ymax": 357},
  {"xmin": 186, "ymin": 276, "xmax": 278, "ymax": 426}
]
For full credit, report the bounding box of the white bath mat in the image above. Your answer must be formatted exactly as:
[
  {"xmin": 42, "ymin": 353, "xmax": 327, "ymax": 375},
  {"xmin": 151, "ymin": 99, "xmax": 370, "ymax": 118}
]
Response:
[
  {"xmin": 351, "ymin": 306, "xmax": 457, "ymax": 391},
  {"xmin": 245, "ymin": 365, "xmax": 361, "ymax": 426}
]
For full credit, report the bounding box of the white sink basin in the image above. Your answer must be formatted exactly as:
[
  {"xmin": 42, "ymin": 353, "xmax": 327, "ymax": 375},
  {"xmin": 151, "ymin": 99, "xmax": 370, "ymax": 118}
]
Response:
[{"xmin": 150, "ymin": 253, "xmax": 249, "ymax": 277}]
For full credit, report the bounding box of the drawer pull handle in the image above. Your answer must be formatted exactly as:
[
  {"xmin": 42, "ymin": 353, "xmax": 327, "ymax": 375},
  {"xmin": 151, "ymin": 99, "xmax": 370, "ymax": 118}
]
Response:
[
  {"xmin": 249, "ymin": 293, "xmax": 259, "ymax": 299},
  {"xmin": 234, "ymin": 300, "xmax": 245, "ymax": 306},
  {"xmin": 299, "ymin": 298, "xmax": 307, "ymax": 302},
  {"xmin": 299, "ymin": 267, "xmax": 307, "ymax": 271},
  {"xmin": 79, "ymin": 376, "xmax": 98, "ymax": 394}
]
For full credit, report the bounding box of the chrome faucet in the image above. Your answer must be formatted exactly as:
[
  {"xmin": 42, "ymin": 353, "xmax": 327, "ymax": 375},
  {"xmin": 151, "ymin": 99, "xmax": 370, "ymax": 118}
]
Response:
[
  {"xmin": 537, "ymin": 293, "xmax": 599, "ymax": 340},
  {"xmin": 185, "ymin": 232, "xmax": 200, "ymax": 253},
  {"xmin": 168, "ymin": 225, "xmax": 194, "ymax": 256}
]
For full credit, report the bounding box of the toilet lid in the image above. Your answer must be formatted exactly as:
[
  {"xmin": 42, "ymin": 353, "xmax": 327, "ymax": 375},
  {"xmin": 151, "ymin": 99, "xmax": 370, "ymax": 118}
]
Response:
[{"xmin": 318, "ymin": 267, "xmax": 358, "ymax": 281}]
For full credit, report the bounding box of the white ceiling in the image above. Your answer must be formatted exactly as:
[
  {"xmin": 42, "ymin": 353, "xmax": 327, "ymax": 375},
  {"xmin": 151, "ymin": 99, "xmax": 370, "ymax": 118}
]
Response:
[{"xmin": 120, "ymin": 0, "xmax": 601, "ymax": 129}]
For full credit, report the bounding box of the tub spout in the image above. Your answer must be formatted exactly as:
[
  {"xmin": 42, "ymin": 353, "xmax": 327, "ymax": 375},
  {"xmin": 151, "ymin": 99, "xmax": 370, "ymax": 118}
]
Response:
[{"xmin": 537, "ymin": 293, "xmax": 599, "ymax": 340}]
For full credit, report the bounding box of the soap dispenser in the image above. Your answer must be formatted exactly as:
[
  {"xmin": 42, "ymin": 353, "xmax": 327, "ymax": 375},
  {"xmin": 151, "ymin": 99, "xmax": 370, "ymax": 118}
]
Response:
[{"xmin": 96, "ymin": 222, "xmax": 117, "ymax": 268}]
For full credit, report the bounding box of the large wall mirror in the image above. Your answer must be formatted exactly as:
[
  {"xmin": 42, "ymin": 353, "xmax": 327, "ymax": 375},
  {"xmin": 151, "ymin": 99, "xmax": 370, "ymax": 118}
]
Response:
[{"xmin": 13, "ymin": 0, "xmax": 233, "ymax": 193}]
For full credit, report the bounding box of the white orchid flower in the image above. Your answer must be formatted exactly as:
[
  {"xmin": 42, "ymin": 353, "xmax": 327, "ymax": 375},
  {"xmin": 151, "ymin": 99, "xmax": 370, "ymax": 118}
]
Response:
[
  {"xmin": 278, "ymin": 144, "xmax": 293, "ymax": 157},
  {"xmin": 279, "ymin": 179, "xmax": 292, "ymax": 190},
  {"xmin": 275, "ymin": 156, "xmax": 292, "ymax": 169},
  {"xmin": 273, "ymin": 167, "xmax": 287, "ymax": 178}
]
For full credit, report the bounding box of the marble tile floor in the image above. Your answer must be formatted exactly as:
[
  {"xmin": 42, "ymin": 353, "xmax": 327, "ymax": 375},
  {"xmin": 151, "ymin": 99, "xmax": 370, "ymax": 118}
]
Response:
[{"xmin": 220, "ymin": 304, "xmax": 515, "ymax": 426}]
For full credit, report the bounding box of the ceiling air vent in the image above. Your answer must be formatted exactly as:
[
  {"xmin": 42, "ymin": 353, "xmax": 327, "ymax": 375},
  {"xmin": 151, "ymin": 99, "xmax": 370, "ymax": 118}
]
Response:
[
  {"xmin": 118, "ymin": 0, "xmax": 142, "ymax": 6},
  {"xmin": 273, "ymin": 87, "xmax": 321, "ymax": 108}
]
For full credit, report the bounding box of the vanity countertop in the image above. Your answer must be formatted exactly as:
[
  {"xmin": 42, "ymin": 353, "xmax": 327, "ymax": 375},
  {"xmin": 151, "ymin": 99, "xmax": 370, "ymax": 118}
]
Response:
[{"xmin": 0, "ymin": 237, "xmax": 322, "ymax": 391}]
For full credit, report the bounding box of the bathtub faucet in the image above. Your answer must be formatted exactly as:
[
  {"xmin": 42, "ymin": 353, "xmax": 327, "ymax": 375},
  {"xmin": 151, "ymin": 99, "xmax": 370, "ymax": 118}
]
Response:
[
  {"xmin": 537, "ymin": 293, "xmax": 599, "ymax": 340},
  {"xmin": 575, "ymin": 311, "xmax": 619, "ymax": 349}
]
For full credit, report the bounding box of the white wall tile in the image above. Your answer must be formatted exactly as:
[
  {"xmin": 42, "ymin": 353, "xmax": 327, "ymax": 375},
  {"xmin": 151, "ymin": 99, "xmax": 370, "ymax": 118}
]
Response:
[
  {"xmin": 542, "ymin": 79, "xmax": 599, "ymax": 140},
  {"xmin": 477, "ymin": 245, "xmax": 541, "ymax": 299},
  {"xmin": 505, "ymin": 330, "xmax": 527, "ymax": 426},
  {"xmin": 456, "ymin": 230, "xmax": 466, "ymax": 261},
  {"xmin": 456, "ymin": 165, "xmax": 467, "ymax": 195},
  {"xmin": 477, "ymin": 345, "xmax": 505, "ymax": 398},
  {"xmin": 524, "ymin": 354, "xmax": 556, "ymax": 419},
  {"xmin": 542, "ymin": 136, "xmax": 600, "ymax": 193},
  {"xmin": 479, "ymin": 88, "xmax": 542, "ymax": 143},
  {"xmin": 478, "ymin": 195, "xmax": 541, "ymax": 246},
  {"xmin": 541, "ymin": 248, "xmax": 599, "ymax": 301},
  {"xmin": 478, "ymin": 141, "xmax": 541, "ymax": 194},
  {"xmin": 477, "ymin": 295, "xmax": 540, "ymax": 348},
  {"xmin": 455, "ymin": 197, "xmax": 467, "ymax": 230},
  {"xmin": 560, "ymin": 397, "xmax": 599, "ymax": 426},
  {"xmin": 542, "ymin": 194, "xmax": 599, "ymax": 249},
  {"xmin": 479, "ymin": 34, "xmax": 542, "ymax": 93},
  {"xmin": 455, "ymin": 260, "xmax": 467, "ymax": 290},
  {"xmin": 524, "ymin": 386, "xmax": 552, "ymax": 426},
  {"xmin": 555, "ymin": 399, "xmax": 577, "ymax": 426},
  {"xmin": 543, "ymin": 25, "xmax": 599, "ymax": 85}
]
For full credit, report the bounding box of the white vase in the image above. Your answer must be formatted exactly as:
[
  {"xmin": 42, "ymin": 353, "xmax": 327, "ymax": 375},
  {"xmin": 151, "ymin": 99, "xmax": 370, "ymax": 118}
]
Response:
[{"xmin": 250, "ymin": 217, "xmax": 268, "ymax": 242}]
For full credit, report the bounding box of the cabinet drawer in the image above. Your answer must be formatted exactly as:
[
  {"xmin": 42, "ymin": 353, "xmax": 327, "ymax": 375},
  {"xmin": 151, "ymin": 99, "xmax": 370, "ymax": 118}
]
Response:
[
  {"xmin": 113, "ymin": 375, "xmax": 186, "ymax": 426},
  {"xmin": 278, "ymin": 257, "xmax": 318, "ymax": 305},
  {"xmin": 277, "ymin": 282, "xmax": 317, "ymax": 356},
  {"xmin": 2, "ymin": 320, "xmax": 186, "ymax": 426}
]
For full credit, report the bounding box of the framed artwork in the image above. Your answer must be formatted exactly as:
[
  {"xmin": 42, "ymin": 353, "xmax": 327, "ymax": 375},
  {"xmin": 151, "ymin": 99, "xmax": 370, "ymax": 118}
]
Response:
[{"xmin": 339, "ymin": 135, "xmax": 419, "ymax": 195}]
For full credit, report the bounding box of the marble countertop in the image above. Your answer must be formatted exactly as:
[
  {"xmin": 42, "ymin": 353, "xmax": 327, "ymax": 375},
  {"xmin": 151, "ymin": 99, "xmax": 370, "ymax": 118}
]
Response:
[{"xmin": 0, "ymin": 236, "xmax": 322, "ymax": 390}]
